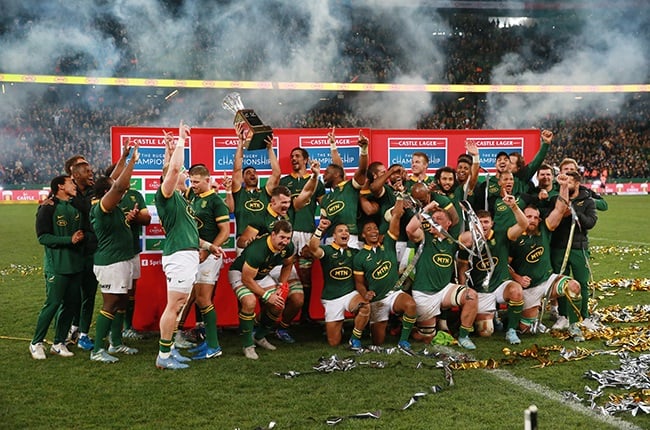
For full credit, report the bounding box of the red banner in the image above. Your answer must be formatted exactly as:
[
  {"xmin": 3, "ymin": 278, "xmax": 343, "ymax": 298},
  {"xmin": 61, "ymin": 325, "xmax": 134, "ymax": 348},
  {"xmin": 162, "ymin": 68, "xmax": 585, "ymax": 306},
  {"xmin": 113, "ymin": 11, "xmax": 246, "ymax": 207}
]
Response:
[{"xmin": 108, "ymin": 127, "xmax": 542, "ymax": 330}]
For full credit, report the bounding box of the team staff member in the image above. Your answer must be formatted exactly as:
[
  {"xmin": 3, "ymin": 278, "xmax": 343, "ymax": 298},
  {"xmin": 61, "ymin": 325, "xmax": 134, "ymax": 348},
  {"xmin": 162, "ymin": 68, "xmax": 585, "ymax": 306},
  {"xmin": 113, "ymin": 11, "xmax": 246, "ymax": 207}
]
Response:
[
  {"xmin": 550, "ymin": 171, "xmax": 598, "ymax": 331},
  {"xmin": 89, "ymin": 143, "xmax": 140, "ymax": 363},
  {"xmin": 65, "ymin": 157, "xmax": 97, "ymax": 351},
  {"xmin": 155, "ymin": 121, "xmax": 222, "ymax": 370},
  {"xmin": 30, "ymin": 175, "xmax": 85, "ymax": 360},
  {"xmin": 228, "ymin": 220, "xmax": 296, "ymax": 360},
  {"xmin": 184, "ymin": 164, "xmax": 231, "ymax": 360},
  {"xmin": 308, "ymin": 218, "xmax": 369, "ymax": 349},
  {"xmin": 353, "ymin": 197, "xmax": 417, "ymax": 351},
  {"xmin": 406, "ymin": 206, "xmax": 478, "ymax": 350}
]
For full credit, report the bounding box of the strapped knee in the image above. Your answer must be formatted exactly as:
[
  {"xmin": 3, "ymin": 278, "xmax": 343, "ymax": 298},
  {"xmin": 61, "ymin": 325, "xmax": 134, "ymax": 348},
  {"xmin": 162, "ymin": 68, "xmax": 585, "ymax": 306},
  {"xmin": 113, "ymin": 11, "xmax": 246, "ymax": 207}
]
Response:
[
  {"xmin": 416, "ymin": 324, "xmax": 437, "ymax": 337},
  {"xmin": 475, "ymin": 319, "xmax": 494, "ymax": 337}
]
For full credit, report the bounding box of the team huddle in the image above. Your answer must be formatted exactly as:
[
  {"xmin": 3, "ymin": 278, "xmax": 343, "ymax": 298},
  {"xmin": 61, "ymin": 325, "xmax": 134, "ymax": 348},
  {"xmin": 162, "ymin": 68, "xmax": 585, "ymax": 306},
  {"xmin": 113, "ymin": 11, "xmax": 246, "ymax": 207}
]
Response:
[{"xmin": 29, "ymin": 121, "xmax": 603, "ymax": 370}]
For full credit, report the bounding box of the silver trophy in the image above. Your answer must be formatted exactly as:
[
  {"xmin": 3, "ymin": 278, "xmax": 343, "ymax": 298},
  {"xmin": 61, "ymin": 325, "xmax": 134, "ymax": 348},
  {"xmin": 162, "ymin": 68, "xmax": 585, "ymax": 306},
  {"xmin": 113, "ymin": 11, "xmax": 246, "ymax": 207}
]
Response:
[{"xmin": 222, "ymin": 92, "xmax": 273, "ymax": 150}]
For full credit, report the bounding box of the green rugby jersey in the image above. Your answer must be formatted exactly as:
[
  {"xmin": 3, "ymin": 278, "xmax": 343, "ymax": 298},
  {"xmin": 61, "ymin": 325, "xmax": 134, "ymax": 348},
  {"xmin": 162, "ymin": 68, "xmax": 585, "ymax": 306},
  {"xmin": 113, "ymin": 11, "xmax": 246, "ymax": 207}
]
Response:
[
  {"xmin": 320, "ymin": 243, "xmax": 358, "ymax": 300},
  {"xmin": 188, "ymin": 189, "xmax": 230, "ymax": 243},
  {"xmin": 458, "ymin": 229, "xmax": 510, "ymax": 293},
  {"xmin": 230, "ymin": 235, "xmax": 295, "ymax": 280},
  {"xmin": 508, "ymin": 224, "xmax": 553, "ymax": 287},
  {"xmin": 155, "ymin": 188, "xmax": 199, "ymax": 256},
  {"xmin": 412, "ymin": 232, "xmax": 457, "ymax": 293},
  {"xmin": 36, "ymin": 198, "xmax": 84, "ymax": 274},
  {"xmin": 280, "ymin": 173, "xmax": 325, "ymax": 232},
  {"xmin": 233, "ymin": 187, "xmax": 269, "ymax": 237},
  {"xmin": 404, "ymin": 175, "xmax": 435, "ymax": 193},
  {"xmin": 353, "ymin": 232, "xmax": 399, "ymax": 301},
  {"xmin": 91, "ymin": 200, "xmax": 135, "ymax": 265},
  {"xmin": 492, "ymin": 195, "xmax": 527, "ymax": 233},
  {"xmin": 321, "ymin": 180, "xmax": 361, "ymax": 236},
  {"xmin": 248, "ymin": 204, "xmax": 290, "ymax": 238},
  {"xmin": 119, "ymin": 189, "xmax": 147, "ymax": 254}
]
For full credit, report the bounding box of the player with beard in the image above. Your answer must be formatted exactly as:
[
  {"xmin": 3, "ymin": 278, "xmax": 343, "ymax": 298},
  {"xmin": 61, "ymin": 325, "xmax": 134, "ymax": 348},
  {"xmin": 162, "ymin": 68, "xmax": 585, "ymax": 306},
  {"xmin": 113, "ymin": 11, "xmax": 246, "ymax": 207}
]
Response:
[
  {"xmin": 66, "ymin": 157, "xmax": 97, "ymax": 352},
  {"xmin": 228, "ymin": 220, "xmax": 296, "ymax": 360},
  {"xmin": 508, "ymin": 174, "xmax": 585, "ymax": 341},
  {"xmin": 280, "ymin": 147, "xmax": 326, "ymax": 323},
  {"xmin": 457, "ymin": 204, "xmax": 528, "ymax": 345},
  {"xmin": 406, "ymin": 206, "xmax": 478, "ymax": 350},
  {"xmin": 226, "ymin": 122, "xmax": 281, "ymax": 256}
]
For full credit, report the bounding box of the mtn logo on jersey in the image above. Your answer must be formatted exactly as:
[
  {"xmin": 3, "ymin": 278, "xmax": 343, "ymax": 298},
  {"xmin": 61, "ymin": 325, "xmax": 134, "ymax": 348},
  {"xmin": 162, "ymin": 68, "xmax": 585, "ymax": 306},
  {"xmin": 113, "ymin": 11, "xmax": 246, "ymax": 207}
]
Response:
[
  {"xmin": 371, "ymin": 261, "xmax": 392, "ymax": 280},
  {"xmin": 244, "ymin": 200, "xmax": 264, "ymax": 212},
  {"xmin": 496, "ymin": 203, "xmax": 508, "ymax": 212},
  {"xmin": 325, "ymin": 201, "xmax": 345, "ymax": 217},
  {"xmin": 526, "ymin": 246, "xmax": 545, "ymax": 263},
  {"xmin": 476, "ymin": 256, "xmax": 499, "ymax": 271},
  {"xmin": 56, "ymin": 218, "xmax": 68, "ymax": 227},
  {"xmin": 432, "ymin": 253, "xmax": 453, "ymax": 268},
  {"xmin": 330, "ymin": 267, "xmax": 352, "ymax": 280}
]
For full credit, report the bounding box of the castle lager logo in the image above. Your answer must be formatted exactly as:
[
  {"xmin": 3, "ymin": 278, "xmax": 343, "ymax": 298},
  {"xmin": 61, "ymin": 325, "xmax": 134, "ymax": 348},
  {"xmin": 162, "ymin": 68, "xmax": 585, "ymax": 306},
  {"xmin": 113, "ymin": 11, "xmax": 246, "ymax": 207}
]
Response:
[
  {"xmin": 371, "ymin": 261, "xmax": 392, "ymax": 280},
  {"xmin": 526, "ymin": 246, "xmax": 545, "ymax": 263},
  {"xmin": 330, "ymin": 267, "xmax": 352, "ymax": 280},
  {"xmin": 326, "ymin": 201, "xmax": 345, "ymax": 216},
  {"xmin": 433, "ymin": 253, "xmax": 453, "ymax": 267},
  {"xmin": 244, "ymin": 200, "xmax": 264, "ymax": 212},
  {"xmin": 476, "ymin": 256, "xmax": 499, "ymax": 271}
]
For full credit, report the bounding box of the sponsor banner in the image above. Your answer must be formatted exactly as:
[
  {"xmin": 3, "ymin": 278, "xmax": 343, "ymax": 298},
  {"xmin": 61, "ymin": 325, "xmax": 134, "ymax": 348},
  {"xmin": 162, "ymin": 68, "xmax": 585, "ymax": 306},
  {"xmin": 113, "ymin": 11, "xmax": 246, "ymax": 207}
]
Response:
[
  {"xmin": 593, "ymin": 182, "xmax": 650, "ymax": 195},
  {"xmin": 1, "ymin": 189, "xmax": 49, "ymax": 202},
  {"xmin": 119, "ymin": 132, "xmax": 191, "ymax": 173},
  {"xmin": 387, "ymin": 136, "xmax": 447, "ymax": 170},
  {"xmin": 213, "ymin": 135, "xmax": 279, "ymax": 174}
]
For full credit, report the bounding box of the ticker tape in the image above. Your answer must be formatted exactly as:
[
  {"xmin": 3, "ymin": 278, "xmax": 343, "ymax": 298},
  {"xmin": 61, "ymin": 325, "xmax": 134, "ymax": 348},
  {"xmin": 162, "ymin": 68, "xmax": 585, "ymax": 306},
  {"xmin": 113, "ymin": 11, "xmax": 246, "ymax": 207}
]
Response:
[{"xmin": 1, "ymin": 73, "xmax": 649, "ymax": 93}]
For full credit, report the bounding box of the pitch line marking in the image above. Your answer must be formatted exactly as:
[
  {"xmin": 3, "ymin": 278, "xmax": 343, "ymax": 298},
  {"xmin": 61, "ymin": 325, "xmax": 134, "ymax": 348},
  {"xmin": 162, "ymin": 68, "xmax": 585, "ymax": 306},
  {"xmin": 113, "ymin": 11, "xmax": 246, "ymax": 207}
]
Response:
[{"xmin": 435, "ymin": 346, "xmax": 642, "ymax": 430}]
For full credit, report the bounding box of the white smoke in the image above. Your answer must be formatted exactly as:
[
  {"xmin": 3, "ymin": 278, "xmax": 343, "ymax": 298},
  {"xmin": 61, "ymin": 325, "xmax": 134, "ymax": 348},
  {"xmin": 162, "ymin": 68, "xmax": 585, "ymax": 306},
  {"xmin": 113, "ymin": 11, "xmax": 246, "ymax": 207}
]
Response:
[{"xmin": 486, "ymin": 9, "xmax": 650, "ymax": 128}]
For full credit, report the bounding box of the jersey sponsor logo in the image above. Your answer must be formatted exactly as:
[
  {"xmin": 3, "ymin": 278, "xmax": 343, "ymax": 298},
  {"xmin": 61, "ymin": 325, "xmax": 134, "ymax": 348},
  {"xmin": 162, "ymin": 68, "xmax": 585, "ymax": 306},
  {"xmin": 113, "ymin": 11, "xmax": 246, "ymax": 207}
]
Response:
[
  {"xmin": 329, "ymin": 266, "xmax": 352, "ymax": 280},
  {"xmin": 56, "ymin": 219, "xmax": 68, "ymax": 227},
  {"xmin": 496, "ymin": 203, "xmax": 508, "ymax": 212},
  {"xmin": 476, "ymin": 256, "xmax": 499, "ymax": 271},
  {"xmin": 432, "ymin": 253, "xmax": 453, "ymax": 267},
  {"xmin": 244, "ymin": 200, "xmax": 265, "ymax": 212},
  {"xmin": 371, "ymin": 261, "xmax": 392, "ymax": 280},
  {"xmin": 325, "ymin": 201, "xmax": 345, "ymax": 216},
  {"xmin": 526, "ymin": 246, "xmax": 545, "ymax": 263}
]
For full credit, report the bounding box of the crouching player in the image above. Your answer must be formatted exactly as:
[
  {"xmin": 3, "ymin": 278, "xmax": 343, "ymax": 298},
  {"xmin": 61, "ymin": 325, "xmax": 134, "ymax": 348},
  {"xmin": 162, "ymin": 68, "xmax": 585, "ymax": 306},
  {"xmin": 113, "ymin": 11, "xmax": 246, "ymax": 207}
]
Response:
[
  {"xmin": 308, "ymin": 218, "xmax": 369, "ymax": 350},
  {"xmin": 457, "ymin": 200, "xmax": 528, "ymax": 345},
  {"xmin": 509, "ymin": 174, "xmax": 584, "ymax": 341},
  {"xmin": 228, "ymin": 220, "xmax": 296, "ymax": 360}
]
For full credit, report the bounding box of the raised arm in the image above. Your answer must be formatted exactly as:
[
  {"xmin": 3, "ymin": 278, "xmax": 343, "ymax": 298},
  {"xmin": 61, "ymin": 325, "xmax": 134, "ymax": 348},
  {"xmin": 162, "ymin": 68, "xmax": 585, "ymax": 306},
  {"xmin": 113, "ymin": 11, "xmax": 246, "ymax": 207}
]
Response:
[
  {"xmin": 521, "ymin": 129, "xmax": 552, "ymax": 181},
  {"xmin": 110, "ymin": 138, "xmax": 132, "ymax": 180},
  {"xmin": 352, "ymin": 130, "xmax": 369, "ymax": 187},
  {"xmin": 465, "ymin": 140, "xmax": 480, "ymax": 193},
  {"xmin": 231, "ymin": 122, "xmax": 246, "ymax": 193},
  {"xmin": 293, "ymin": 160, "xmax": 320, "ymax": 211},
  {"xmin": 504, "ymin": 193, "xmax": 529, "ymax": 240},
  {"xmin": 264, "ymin": 135, "xmax": 281, "ymax": 194},
  {"xmin": 161, "ymin": 121, "xmax": 189, "ymax": 198},
  {"xmin": 308, "ymin": 218, "xmax": 329, "ymax": 259},
  {"xmin": 328, "ymin": 127, "xmax": 343, "ymax": 169},
  {"xmin": 545, "ymin": 173, "xmax": 570, "ymax": 231},
  {"xmin": 102, "ymin": 143, "xmax": 139, "ymax": 212}
]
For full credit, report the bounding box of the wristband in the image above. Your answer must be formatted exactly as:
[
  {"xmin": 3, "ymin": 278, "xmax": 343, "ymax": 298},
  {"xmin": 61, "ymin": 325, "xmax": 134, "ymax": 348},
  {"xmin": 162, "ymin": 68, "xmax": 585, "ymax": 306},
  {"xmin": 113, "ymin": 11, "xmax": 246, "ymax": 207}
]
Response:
[
  {"xmin": 262, "ymin": 289, "xmax": 273, "ymax": 303},
  {"xmin": 177, "ymin": 137, "xmax": 186, "ymax": 147},
  {"xmin": 360, "ymin": 146, "xmax": 368, "ymax": 156},
  {"xmin": 225, "ymin": 190, "xmax": 232, "ymax": 194},
  {"xmin": 313, "ymin": 229, "xmax": 323, "ymax": 239},
  {"xmin": 472, "ymin": 154, "xmax": 479, "ymax": 163},
  {"xmin": 200, "ymin": 241, "xmax": 211, "ymax": 251},
  {"xmin": 330, "ymin": 142, "xmax": 337, "ymax": 151}
]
